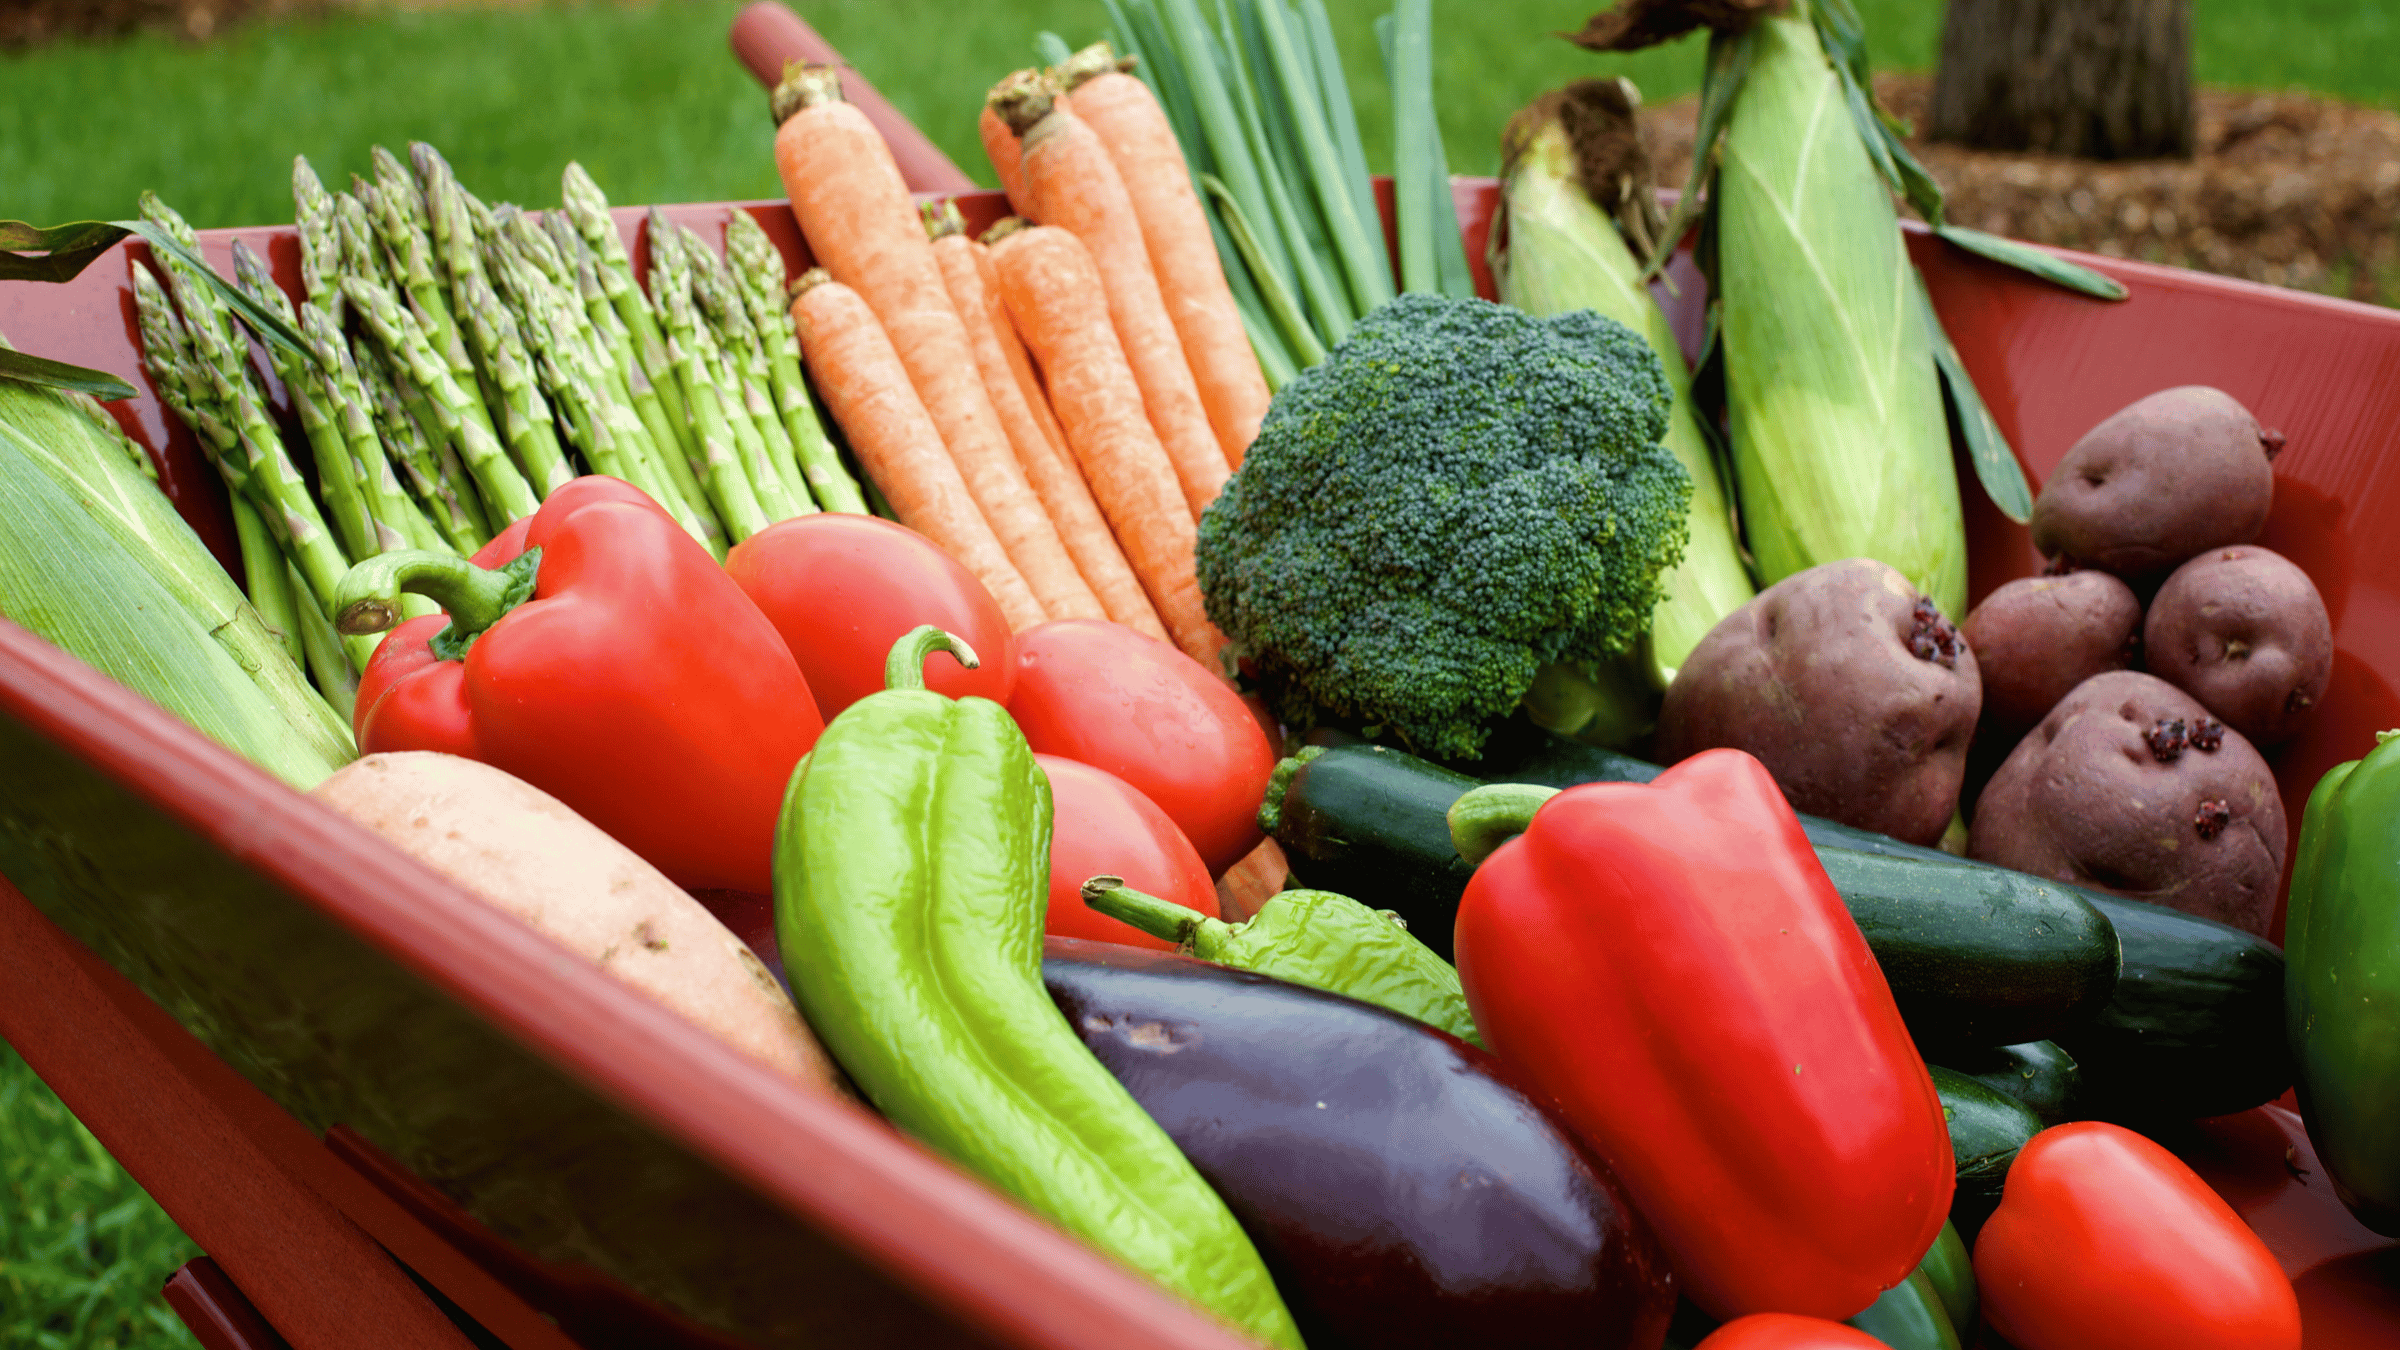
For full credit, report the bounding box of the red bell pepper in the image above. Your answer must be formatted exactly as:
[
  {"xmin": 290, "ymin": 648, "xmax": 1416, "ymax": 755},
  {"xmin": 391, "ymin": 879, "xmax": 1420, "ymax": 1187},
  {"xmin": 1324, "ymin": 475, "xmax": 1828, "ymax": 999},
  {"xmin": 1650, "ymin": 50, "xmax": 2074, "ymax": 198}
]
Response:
[
  {"xmin": 339, "ymin": 477, "xmax": 821, "ymax": 894},
  {"xmin": 1695, "ymin": 1315, "xmax": 1891, "ymax": 1350},
  {"xmin": 1452, "ymin": 748, "xmax": 1952, "ymax": 1322},
  {"xmin": 1974, "ymin": 1121, "xmax": 2300, "ymax": 1350}
]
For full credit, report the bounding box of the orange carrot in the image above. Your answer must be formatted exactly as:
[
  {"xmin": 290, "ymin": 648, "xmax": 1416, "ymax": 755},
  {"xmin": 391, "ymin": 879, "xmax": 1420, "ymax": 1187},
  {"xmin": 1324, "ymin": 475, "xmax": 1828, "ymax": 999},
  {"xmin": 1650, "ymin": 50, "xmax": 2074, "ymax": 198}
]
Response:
[
  {"xmin": 980, "ymin": 98, "xmax": 1030, "ymax": 216},
  {"xmin": 790, "ymin": 270, "xmax": 1045, "ymax": 630},
  {"xmin": 929, "ymin": 211, "xmax": 1159, "ymax": 634},
  {"xmin": 989, "ymin": 75, "xmax": 1229, "ymax": 521},
  {"xmin": 770, "ymin": 64, "xmax": 1098, "ymax": 624},
  {"xmin": 975, "ymin": 240, "xmax": 1075, "ymax": 467},
  {"xmin": 1059, "ymin": 46, "xmax": 1270, "ymax": 468},
  {"xmin": 988, "ymin": 222, "xmax": 1227, "ymax": 669}
]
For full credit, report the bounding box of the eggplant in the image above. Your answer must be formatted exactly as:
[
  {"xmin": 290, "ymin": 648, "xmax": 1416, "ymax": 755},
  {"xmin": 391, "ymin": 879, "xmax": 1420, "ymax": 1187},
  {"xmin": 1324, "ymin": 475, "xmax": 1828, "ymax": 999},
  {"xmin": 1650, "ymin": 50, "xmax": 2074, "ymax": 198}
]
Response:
[{"xmin": 1042, "ymin": 938, "xmax": 1674, "ymax": 1350}]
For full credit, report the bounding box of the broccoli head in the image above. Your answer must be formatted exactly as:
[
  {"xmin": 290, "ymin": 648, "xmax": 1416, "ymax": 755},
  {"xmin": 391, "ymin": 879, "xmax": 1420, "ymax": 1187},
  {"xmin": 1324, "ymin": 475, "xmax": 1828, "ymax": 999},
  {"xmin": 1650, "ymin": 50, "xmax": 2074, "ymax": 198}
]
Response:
[{"xmin": 1196, "ymin": 292, "xmax": 1691, "ymax": 761}]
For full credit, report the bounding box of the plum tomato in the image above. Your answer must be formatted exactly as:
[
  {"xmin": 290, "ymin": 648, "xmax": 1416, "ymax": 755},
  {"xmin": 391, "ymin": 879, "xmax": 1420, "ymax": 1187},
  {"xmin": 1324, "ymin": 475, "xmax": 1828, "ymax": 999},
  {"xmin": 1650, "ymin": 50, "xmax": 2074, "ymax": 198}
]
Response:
[
  {"xmin": 725, "ymin": 514, "xmax": 1014, "ymax": 721},
  {"xmin": 1038, "ymin": 754, "xmax": 1218, "ymax": 951},
  {"xmin": 1011, "ymin": 620, "xmax": 1274, "ymax": 876}
]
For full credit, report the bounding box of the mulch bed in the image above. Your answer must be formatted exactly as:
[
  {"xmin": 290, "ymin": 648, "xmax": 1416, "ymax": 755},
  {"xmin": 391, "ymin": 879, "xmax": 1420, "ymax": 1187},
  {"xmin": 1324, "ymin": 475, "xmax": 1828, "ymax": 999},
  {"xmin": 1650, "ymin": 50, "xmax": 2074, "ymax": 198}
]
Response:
[
  {"xmin": 1, "ymin": 0, "xmax": 343, "ymax": 48},
  {"xmin": 1645, "ymin": 73, "xmax": 2400, "ymax": 304}
]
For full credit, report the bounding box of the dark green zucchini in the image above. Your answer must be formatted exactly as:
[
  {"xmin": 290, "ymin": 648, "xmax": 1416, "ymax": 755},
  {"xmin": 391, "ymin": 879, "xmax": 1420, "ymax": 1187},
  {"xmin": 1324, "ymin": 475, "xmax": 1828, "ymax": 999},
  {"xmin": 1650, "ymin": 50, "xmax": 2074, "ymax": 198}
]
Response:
[
  {"xmin": 1818, "ymin": 849, "xmax": 2116, "ymax": 1049},
  {"xmin": 1931, "ymin": 1065, "xmax": 2043, "ymax": 1244},
  {"xmin": 1289, "ymin": 729, "xmax": 2292, "ymax": 1120},
  {"xmin": 1846, "ymin": 1268, "xmax": 1961, "ymax": 1350},
  {"xmin": 1935, "ymin": 1041, "xmax": 2080, "ymax": 1127},
  {"xmin": 1265, "ymin": 744, "xmax": 2117, "ymax": 1045},
  {"xmin": 1262, "ymin": 745, "xmax": 1481, "ymax": 960},
  {"xmin": 1917, "ymin": 1221, "xmax": 1977, "ymax": 1335},
  {"xmin": 2051, "ymin": 894, "xmax": 2292, "ymax": 1123}
]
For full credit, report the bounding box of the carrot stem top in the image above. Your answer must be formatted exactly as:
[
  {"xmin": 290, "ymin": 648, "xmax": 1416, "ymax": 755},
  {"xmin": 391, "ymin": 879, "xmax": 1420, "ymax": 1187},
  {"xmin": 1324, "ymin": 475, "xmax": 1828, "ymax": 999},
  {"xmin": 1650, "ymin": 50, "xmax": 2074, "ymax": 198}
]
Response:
[{"xmin": 770, "ymin": 63, "xmax": 846, "ymax": 127}]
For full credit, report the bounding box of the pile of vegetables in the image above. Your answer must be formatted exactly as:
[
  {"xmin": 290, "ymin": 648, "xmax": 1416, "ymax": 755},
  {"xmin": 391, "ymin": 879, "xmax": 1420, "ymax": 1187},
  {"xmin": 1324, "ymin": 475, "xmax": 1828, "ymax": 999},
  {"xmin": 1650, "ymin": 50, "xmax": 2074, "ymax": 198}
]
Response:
[{"xmin": 3, "ymin": 0, "xmax": 2397, "ymax": 1348}]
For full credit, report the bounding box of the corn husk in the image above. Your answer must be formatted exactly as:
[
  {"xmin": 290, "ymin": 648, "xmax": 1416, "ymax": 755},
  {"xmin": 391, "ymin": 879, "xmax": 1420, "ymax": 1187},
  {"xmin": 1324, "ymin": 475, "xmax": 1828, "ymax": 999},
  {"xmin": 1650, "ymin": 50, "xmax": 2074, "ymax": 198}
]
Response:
[
  {"xmin": 1494, "ymin": 83, "xmax": 1756, "ymax": 679},
  {"xmin": 0, "ymin": 382, "xmax": 351, "ymax": 786},
  {"xmin": 1714, "ymin": 7, "xmax": 1963, "ymax": 617}
]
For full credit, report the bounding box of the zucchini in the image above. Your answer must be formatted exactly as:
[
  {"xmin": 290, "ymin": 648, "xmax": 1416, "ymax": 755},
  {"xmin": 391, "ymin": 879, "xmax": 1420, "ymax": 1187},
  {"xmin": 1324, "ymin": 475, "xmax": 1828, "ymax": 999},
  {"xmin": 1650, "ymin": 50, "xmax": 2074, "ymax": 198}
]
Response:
[
  {"xmin": 1267, "ymin": 743, "xmax": 2117, "ymax": 1045},
  {"xmin": 1935, "ymin": 1041, "xmax": 2079, "ymax": 1127},
  {"xmin": 1846, "ymin": 1268, "xmax": 1960, "ymax": 1350},
  {"xmin": 1930, "ymin": 1065, "xmax": 2042, "ymax": 1244},
  {"xmin": 1316, "ymin": 729, "xmax": 2290, "ymax": 1119},
  {"xmin": 2052, "ymin": 894, "xmax": 2292, "ymax": 1123},
  {"xmin": 1917, "ymin": 1221, "xmax": 1976, "ymax": 1335},
  {"xmin": 1262, "ymin": 745, "xmax": 1480, "ymax": 960},
  {"xmin": 1817, "ymin": 849, "xmax": 2116, "ymax": 1049}
]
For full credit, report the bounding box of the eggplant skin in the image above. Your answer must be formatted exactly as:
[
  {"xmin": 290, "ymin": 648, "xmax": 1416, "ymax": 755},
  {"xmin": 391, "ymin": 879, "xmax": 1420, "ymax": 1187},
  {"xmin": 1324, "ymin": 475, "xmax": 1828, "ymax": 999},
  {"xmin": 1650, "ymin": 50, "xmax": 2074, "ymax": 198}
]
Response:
[{"xmin": 1042, "ymin": 938, "xmax": 1675, "ymax": 1350}]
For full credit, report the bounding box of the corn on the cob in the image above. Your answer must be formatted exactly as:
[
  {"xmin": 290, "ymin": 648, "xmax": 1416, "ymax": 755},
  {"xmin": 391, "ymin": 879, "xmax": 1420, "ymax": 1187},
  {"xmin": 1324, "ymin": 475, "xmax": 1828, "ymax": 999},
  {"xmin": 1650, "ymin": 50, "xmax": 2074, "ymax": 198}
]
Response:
[
  {"xmin": 1494, "ymin": 81, "xmax": 1756, "ymax": 678},
  {"xmin": 0, "ymin": 390, "xmax": 346, "ymax": 790}
]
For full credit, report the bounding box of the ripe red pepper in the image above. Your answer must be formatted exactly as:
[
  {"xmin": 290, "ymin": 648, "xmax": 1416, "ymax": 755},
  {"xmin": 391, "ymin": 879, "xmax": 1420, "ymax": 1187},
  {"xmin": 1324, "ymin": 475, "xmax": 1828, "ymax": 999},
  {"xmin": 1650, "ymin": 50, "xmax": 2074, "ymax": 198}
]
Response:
[
  {"xmin": 1453, "ymin": 748, "xmax": 1953, "ymax": 1322},
  {"xmin": 339, "ymin": 477, "xmax": 821, "ymax": 893},
  {"xmin": 1974, "ymin": 1121, "xmax": 2300, "ymax": 1350},
  {"xmin": 1695, "ymin": 1315, "xmax": 1891, "ymax": 1350}
]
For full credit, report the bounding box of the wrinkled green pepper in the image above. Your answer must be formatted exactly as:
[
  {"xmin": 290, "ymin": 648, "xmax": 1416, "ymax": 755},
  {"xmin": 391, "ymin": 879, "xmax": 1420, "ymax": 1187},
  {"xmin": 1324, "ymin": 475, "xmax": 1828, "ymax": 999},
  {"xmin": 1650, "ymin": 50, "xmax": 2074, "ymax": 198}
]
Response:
[
  {"xmin": 2287, "ymin": 729, "xmax": 2400, "ymax": 1235},
  {"xmin": 1081, "ymin": 878, "xmax": 1482, "ymax": 1046},
  {"xmin": 773, "ymin": 627, "xmax": 1304, "ymax": 1347}
]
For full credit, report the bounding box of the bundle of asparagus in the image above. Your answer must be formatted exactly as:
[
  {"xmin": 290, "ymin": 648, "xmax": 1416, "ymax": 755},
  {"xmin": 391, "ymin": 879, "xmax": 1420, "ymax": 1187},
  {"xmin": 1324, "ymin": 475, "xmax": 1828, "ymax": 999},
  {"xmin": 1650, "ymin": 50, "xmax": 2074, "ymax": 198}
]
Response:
[{"xmin": 127, "ymin": 146, "xmax": 870, "ymax": 722}]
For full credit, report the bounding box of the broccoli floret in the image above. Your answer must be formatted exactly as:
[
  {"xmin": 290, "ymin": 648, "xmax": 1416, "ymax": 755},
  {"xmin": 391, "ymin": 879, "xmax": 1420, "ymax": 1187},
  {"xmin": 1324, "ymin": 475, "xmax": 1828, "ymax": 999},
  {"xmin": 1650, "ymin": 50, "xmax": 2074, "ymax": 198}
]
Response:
[{"xmin": 1196, "ymin": 293, "xmax": 1691, "ymax": 761}]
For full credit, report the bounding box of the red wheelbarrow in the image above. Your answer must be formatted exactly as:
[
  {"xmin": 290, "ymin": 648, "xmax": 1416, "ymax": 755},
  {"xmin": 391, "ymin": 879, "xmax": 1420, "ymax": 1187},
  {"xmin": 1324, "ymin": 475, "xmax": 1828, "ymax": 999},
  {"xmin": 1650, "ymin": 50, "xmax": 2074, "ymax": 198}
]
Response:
[{"xmin": 3, "ymin": 5, "xmax": 2399, "ymax": 1346}]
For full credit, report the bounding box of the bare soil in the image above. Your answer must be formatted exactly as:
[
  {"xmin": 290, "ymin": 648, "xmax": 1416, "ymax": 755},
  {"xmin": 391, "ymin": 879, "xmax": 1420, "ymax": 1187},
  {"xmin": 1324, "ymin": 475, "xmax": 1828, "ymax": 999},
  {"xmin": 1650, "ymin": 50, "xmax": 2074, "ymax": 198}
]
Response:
[
  {"xmin": 1645, "ymin": 73, "xmax": 2400, "ymax": 304},
  {"xmin": 0, "ymin": 0, "xmax": 339, "ymax": 47}
]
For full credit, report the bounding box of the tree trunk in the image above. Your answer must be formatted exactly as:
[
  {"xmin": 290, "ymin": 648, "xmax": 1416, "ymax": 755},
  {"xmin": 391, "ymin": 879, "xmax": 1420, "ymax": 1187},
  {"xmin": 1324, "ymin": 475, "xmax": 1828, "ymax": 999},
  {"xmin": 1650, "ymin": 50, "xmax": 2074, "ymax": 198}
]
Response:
[{"xmin": 1929, "ymin": 0, "xmax": 2195, "ymax": 161}]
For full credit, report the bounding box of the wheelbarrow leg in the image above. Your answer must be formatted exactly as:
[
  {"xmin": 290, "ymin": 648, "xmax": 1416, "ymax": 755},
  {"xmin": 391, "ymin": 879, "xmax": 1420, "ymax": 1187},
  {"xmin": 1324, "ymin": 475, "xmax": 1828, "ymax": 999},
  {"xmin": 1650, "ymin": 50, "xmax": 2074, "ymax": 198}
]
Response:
[{"xmin": 0, "ymin": 874, "xmax": 480, "ymax": 1350}]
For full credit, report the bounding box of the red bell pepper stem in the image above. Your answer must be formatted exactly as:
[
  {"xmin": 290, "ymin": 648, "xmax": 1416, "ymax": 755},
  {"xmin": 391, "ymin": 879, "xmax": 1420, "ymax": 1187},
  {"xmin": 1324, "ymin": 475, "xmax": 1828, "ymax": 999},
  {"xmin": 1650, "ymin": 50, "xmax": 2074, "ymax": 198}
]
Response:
[
  {"xmin": 332, "ymin": 547, "xmax": 541, "ymax": 647},
  {"xmin": 1081, "ymin": 876, "xmax": 1210, "ymax": 946},
  {"xmin": 883, "ymin": 624, "xmax": 980, "ymax": 691},
  {"xmin": 1448, "ymin": 783, "xmax": 1562, "ymax": 865}
]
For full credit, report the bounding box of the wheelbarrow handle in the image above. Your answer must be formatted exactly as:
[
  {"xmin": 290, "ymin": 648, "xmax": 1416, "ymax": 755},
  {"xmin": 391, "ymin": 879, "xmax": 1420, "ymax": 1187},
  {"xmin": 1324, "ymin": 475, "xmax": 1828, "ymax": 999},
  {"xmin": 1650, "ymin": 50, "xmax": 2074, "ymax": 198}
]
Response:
[{"xmin": 728, "ymin": 2, "xmax": 979, "ymax": 196}]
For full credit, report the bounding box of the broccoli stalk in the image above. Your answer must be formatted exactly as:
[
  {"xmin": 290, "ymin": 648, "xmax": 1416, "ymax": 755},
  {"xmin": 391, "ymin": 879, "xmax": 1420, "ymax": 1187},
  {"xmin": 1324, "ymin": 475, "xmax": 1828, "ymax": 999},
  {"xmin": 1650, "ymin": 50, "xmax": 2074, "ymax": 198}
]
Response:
[{"xmin": 1196, "ymin": 293, "xmax": 1691, "ymax": 761}]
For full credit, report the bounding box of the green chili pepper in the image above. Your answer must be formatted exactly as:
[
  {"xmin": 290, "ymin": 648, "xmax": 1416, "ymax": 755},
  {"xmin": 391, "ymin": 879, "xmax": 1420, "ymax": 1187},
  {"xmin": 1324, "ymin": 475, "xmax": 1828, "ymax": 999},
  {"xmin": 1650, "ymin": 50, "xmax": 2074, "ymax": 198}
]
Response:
[
  {"xmin": 2287, "ymin": 728, "xmax": 2400, "ymax": 1234},
  {"xmin": 1082, "ymin": 877, "xmax": 1481, "ymax": 1047},
  {"xmin": 773, "ymin": 627, "xmax": 1304, "ymax": 1348}
]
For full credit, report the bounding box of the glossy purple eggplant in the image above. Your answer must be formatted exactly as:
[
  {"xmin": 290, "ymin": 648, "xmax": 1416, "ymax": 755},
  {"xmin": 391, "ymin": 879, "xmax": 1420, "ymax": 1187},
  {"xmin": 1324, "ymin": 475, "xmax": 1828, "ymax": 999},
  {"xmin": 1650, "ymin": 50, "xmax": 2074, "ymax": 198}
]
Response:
[{"xmin": 1041, "ymin": 937, "xmax": 1675, "ymax": 1350}]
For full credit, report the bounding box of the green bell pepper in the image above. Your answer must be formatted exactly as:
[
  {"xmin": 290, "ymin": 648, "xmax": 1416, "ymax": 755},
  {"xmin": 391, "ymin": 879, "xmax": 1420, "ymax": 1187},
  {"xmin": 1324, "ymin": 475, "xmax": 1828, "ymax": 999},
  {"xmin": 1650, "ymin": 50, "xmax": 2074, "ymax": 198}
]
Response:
[
  {"xmin": 2287, "ymin": 729, "xmax": 2400, "ymax": 1235},
  {"xmin": 774, "ymin": 627, "xmax": 1304, "ymax": 1346}
]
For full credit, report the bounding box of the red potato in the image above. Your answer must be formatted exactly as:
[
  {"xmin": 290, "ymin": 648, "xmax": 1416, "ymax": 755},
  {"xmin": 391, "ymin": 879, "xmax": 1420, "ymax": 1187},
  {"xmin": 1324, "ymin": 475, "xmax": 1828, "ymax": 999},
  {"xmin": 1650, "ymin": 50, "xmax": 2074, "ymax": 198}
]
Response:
[
  {"xmin": 1657, "ymin": 559, "xmax": 1981, "ymax": 847},
  {"xmin": 1962, "ymin": 570, "xmax": 2144, "ymax": 735},
  {"xmin": 1010, "ymin": 620, "xmax": 1274, "ymax": 875},
  {"xmin": 1969, "ymin": 671, "xmax": 2286, "ymax": 936},
  {"xmin": 1038, "ymin": 754, "xmax": 1219, "ymax": 951},
  {"xmin": 2029, "ymin": 386, "xmax": 2281, "ymax": 583},
  {"xmin": 2144, "ymin": 545, "xmax": 2332, "ymax": 747},
  {"xmin": 725, "ymin": 513, "xmax": 1016, "ymax": 722}
]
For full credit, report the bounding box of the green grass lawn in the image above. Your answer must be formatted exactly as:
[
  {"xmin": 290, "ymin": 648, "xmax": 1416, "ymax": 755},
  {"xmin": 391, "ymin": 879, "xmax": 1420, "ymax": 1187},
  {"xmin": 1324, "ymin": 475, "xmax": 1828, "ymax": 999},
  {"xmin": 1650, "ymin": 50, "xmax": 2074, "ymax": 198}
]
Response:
[
  {"xmin": 9, "ymin": 0, "xmax": 2398, "ymax": 233},
  {"xmin": 0, "ymin": 1044, "xmax": 200, "ymax": 1349}
]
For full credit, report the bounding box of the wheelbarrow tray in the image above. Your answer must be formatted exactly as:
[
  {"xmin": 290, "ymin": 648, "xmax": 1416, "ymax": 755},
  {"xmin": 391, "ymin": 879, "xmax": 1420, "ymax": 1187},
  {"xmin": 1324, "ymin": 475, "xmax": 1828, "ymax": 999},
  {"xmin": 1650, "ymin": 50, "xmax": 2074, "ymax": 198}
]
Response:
[{"xmin": 4, "ymin": 181, "xmax": 2399, "ymax": 1348}]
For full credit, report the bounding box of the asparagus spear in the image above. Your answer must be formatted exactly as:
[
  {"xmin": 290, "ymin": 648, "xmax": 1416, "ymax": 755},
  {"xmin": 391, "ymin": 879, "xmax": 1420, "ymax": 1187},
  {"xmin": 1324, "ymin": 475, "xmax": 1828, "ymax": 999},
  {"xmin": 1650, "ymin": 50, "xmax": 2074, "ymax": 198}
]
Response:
[
  {"xmin": 561, "ymin": 163, "xmax": 693, "ymax": 452},
  {"xmin": 293, "ymin": 157, "xmax": 343, "ymax": 321},
  {"xmin": 724, "ymin": 210, "xmax": 866, "ymax": 513},
  {"xmin": 645, "ymin": 215, "xmax": 772, "ymax": 540},
  {"xmin": 298, "ymin": 304, "xmax": 443, "ymax": 557},
  {"xmin": 355, "ymin": 340, "xmax": 488, "ymax": 552},
  {"xmin": 684, "ymin": 226, "xmax": 810, "ymax": 515},
  {"xmin": 370, "ymin": 144, "xmax": 427, "ymax": 233},
  {"xmin": 362, "ymin": 171, "xmax": 459, "ymax": 381},
  {"xmin": 561, "ymin": 232, "xmax": 714, "ymax": 531},
  {"xmin": 453, "ymin": 265, "xmax": 574, "ymax": 497},
  {"xmin": 230, "ymin": 240, "xmax": 378, "ymax": 564},
  {"xmin": 345, "ymin": 275, "xmax": 539, "ymax": 526}
]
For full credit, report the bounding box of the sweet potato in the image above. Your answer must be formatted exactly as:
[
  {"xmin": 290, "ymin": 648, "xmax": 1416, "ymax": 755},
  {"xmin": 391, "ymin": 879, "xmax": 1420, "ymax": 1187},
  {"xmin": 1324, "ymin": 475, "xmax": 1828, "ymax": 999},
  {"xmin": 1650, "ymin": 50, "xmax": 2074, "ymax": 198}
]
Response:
[
  {"xmin": 314, "ymin": 751, "xmax": 843, "ymax": 1091},
  {"xmin": 2144, "ymin": 545, "xmax": 2331, "ymax": 747},
  {"xmin": 1657, "ymin": 558, "xmax": 1981, "ymax": 847},
  {"xmin": 1968, "ymin": 672, "xmax": 2285, "ymax": 936}
]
